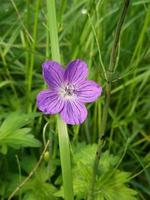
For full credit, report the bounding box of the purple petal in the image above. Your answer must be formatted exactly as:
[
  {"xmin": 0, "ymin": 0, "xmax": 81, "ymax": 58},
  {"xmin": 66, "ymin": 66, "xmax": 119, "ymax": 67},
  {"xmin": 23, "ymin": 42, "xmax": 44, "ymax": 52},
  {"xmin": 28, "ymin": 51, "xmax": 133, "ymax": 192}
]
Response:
[
  {"xmin": 42, "ymin": 61, "xmax": 64, "ymax": 88},
  {"xmin": 64, "ymin": 59, "xmax": 88, "ymax": 84},
  {"xmin": 60, "ymin": 100, "xmax": 87, "ymax": 125},
  {"xmin": 37, "ymin": 90, "xmax": 64, "ymax": 114},
  {"xmin": 77, "ymin": 80, "xmax": 102, "ymax": 103}
]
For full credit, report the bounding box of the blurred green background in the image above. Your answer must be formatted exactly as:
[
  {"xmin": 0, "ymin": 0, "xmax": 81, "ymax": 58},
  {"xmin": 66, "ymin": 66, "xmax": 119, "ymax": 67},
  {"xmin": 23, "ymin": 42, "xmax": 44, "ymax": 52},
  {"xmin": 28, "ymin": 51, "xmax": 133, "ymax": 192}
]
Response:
[{"xmin": 0, "ymin": 0, "xmax": 150, "ymax": 199}]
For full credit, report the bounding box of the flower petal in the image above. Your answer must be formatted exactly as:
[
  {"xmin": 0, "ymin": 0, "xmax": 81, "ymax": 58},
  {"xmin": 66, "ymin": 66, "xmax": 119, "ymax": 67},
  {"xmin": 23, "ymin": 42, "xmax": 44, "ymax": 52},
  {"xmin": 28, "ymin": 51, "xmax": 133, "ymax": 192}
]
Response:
[
  {"xmin": 77, "ymin": 80, "xmax": 102, "ymax": 103},
  {"xmin": 42, "ymin": 61, "xmax": 64, "ymax": 88},
  {"xmin": 60, "ymin": 100, "xmax": 87, "ymax": 125},
  {"xmin": 37, "ymin": 90, "xmax": 64, "ymax": 114},
  {"xmin": 64, "ymin": 59, "xmax": 88, "ymax": 84}
]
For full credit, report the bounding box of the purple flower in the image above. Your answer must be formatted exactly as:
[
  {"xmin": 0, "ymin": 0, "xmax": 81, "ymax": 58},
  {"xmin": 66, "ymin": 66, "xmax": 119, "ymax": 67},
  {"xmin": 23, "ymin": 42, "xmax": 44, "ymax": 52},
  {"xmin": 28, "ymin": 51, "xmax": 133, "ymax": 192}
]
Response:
[{"xmin": 37, "ymin": 59, "xmax": 102, "ymax": 125}]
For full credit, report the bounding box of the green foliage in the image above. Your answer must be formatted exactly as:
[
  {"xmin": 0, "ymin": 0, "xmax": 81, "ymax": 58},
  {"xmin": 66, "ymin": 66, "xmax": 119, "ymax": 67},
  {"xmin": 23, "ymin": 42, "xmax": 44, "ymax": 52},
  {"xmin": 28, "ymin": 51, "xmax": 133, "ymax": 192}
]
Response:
[
  {"xmin": 0, "ymin": 0, "xmax": 150, "ymax": 199},
  {"xmin": 0, "ymin": 113, "xmax": 41, "ymax": 154},
  {"xmin": 5, "ymin": 164, "xmax": 57, "ymax": 200},
  {"xmin": 73, "ymin": 145, "xmax": 137, "ymax": 200},
  {"xmin": 21, "ymin": 165, "xmax": 57, "ymax": 200}
]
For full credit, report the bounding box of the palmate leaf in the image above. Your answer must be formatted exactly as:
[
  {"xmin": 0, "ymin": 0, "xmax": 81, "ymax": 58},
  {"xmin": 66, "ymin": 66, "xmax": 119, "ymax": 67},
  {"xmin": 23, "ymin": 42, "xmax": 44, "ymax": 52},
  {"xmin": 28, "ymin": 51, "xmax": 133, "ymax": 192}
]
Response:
[
  {"xmin": 96, "ymin": 170, "xmax": 137, "ymax": 200},
  {"xmin": 72, "ymin": 144, "xmax": 137, "ymax": 200},
  {"xmin": 0, "ymin": 112, "xmax": 41, "ymax": 154}
]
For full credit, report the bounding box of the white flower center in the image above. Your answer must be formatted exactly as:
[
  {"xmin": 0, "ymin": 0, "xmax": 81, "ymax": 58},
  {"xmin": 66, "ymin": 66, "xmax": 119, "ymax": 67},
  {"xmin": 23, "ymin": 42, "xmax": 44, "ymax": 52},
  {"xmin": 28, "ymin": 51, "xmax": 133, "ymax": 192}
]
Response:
[{"xmin": 59, "ymin": 83, "xmax": 76, "ymax": 100}]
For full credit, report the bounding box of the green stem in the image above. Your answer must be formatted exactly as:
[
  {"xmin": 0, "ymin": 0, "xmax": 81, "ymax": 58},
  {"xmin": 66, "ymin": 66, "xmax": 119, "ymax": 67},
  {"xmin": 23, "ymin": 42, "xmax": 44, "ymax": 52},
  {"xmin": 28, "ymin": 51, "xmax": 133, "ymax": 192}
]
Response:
[
  {"xmin": 46, "ymin": 0, "xmax": 74, "ymax": 199},
  {"xmin": 57, "ymin": 118, "xmax": 74, "ymax": 200},
  {"xmin": 88, "ymin": 0, "xmax": 130, "ymax": 199}
]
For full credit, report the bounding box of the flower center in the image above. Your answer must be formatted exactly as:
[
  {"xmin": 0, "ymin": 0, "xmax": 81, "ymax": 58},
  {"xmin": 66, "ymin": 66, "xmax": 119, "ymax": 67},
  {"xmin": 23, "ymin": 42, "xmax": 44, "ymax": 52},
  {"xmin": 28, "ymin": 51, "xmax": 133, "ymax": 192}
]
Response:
[
  {"xmin": 59, "ymin": 83, "xmax": 76, "ymax": 100},
  {"xmin": 65, "ymin": 85, "xmax": 74, "ymax": 96}
]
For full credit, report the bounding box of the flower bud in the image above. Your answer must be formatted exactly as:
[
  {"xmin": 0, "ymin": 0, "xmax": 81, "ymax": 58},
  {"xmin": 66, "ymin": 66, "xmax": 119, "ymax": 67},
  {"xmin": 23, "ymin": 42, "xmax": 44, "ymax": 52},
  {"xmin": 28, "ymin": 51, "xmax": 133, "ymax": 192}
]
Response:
[{"xmin": 44, "ymin": 151, "xmax": 50, "ymax": 161}]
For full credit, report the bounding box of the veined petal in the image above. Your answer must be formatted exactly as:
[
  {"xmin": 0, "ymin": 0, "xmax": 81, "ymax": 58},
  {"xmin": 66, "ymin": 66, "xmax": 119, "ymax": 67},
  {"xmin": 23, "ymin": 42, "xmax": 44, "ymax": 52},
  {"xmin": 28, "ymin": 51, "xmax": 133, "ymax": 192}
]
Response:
[
  {"xmin": 77, "ymin": 80, "xmax": 102, "ymax": 103},
  {"xmin": 37, "ymin": 90, "xmax": 64, "ymax": 114},
  {"xmin": 60, "ymin": 100, "xmax": 87, "ymax": 125},
  {"xmin": 64, "ymin": 59, "xmax": 88, "ymax": 84},
  {"xmin": 42, "ymin": 61, "xmax": 64, "ymax": 88}
]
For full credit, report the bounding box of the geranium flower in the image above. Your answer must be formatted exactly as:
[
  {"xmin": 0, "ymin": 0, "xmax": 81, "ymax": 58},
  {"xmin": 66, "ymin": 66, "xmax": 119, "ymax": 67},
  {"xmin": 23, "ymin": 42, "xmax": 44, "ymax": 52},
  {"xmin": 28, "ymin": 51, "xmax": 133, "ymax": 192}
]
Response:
[{"xmin": 37, "ymin": 59, "xmax": 102, "ymax": 125}]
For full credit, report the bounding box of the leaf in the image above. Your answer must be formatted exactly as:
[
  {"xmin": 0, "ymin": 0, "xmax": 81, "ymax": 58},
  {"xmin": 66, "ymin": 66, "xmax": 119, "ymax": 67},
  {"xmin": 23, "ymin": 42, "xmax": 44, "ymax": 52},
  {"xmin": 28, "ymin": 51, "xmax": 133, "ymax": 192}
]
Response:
[
  {"xmin": 0, "ymin": 112, "xmax": 41, "ymax": 154},
  {"xmin": 96, "ymin": 170, "xmax": 137, "ymax": 200},
  {"xmin": 74, "ymin": 144, "xmax": 119, "ymax": 174},
  {"xmin": 60, "ymin": 144, "xmax": 137, "ymax": 200},
  {"xmin": 0, "ymin": 112, "xmax": 40, "ymax": 134}
]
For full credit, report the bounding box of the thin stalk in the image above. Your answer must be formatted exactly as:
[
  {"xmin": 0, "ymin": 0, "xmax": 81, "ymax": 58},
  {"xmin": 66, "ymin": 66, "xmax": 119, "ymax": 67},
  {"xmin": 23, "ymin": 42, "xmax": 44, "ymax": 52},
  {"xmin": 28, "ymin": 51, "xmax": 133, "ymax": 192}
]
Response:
[
  {"xmin": 46, "ymin": 1, "xmax": 74, "ymax": 200},
  {"xmin": 15, "ymin": 155, "xmax": 22, "ymax": 200},
  {"xmin": 87, "ymin": 13, "xmax": 107, "ymax": 80},
  {"xmin": 88, "ymin": 0, "xmax": 130, "ymax": 199}
]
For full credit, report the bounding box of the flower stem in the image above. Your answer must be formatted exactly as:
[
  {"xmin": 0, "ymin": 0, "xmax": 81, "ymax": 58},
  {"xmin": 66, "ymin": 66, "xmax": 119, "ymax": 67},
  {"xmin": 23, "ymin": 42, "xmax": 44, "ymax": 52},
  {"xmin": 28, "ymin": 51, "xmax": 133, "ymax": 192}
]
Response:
[
  {"xmin": 46, "ymin": 1, "xmax": 74, "ymax": 200},
  {"xmin": 57, "ymin": 117, "xmax": 74, "ymax": 200},
  {"xmin": 88, "ymin": 0, "xmax": 130, "ymax": 199}
]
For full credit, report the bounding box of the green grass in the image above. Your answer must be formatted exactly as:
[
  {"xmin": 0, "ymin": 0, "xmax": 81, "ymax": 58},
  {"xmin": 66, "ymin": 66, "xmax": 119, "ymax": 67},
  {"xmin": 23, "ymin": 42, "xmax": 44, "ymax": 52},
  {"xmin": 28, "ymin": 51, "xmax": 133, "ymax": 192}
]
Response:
[{"xmin": 0, "ymin": 0, "xmax": 150, "ymax": 199}]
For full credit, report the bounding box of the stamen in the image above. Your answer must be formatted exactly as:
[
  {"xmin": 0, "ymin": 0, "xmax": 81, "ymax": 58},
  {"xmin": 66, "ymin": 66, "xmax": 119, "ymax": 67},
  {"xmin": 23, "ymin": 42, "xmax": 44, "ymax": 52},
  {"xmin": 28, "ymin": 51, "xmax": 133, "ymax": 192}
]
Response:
[{"xmin": 59, "ymin": 83, "xmax": 76, "ymax": 100}]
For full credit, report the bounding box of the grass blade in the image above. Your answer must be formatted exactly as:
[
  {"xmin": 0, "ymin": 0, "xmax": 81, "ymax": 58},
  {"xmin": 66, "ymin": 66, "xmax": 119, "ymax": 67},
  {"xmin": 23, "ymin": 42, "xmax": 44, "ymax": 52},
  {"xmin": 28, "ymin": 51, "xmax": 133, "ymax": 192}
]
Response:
[{"xmin": 46, "ymin": 0, "xmax": 74, "ymax": 199}]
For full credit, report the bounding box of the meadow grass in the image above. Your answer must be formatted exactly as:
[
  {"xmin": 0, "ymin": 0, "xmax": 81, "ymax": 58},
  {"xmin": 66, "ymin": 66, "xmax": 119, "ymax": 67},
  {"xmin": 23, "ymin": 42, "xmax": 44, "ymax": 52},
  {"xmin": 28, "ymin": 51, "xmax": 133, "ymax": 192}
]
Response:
[{"xmin": 0, "ymin": 0, "xmax": 150, "ymax": 199}]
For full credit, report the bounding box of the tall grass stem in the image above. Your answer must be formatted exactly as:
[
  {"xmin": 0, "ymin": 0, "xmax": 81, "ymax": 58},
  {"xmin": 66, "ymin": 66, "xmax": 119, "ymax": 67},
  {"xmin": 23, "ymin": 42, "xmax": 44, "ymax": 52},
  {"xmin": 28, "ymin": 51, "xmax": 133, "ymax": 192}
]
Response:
[{"xmin": 46, "ymin": 1, "xmax": 74, "ymax": 199}]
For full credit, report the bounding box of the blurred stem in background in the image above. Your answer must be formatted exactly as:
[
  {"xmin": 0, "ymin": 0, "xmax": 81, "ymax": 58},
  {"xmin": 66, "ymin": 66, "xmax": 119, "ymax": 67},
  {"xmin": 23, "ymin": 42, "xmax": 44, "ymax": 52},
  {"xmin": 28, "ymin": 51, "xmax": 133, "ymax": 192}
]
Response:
[
  {"xmin": 46, "ymin": 0, "xmax": 74, "ymax": 200},
  {"xmin": 88, "ymin": 0, "xmax": 131, "ymax": 199},
  {"xmin": 26, "ymin": 0, "xmax": 41, "ymax": 112}
]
